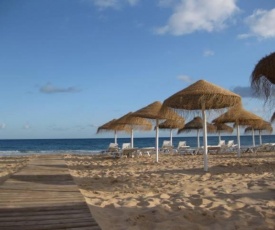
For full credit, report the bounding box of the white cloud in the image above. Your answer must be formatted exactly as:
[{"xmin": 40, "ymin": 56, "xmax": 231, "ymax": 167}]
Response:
[
  {"xmin": 23, "ymin": 123, "xmax": 31, "ymax": 130},
  {"xmin": 88, "ymin": 0, "xmax": 139, "ymax": 9},
  {"xmin": 156, "ymin": 0, "xmax": 239, "ymax": 35},
  {"xmin": 0, "ymin": 123, "xmax": 6, "ymax": 129},
  {"xmin": 40, "ymin": 83, "xmax": 81, "ymax": 94},
  {"xmin": 203, "ymin": 49, "xmax": 215, "ymax": 57},
  {"xmin": 237, "ymin": 33, "xmax": 252, "ymax": 39},
  {"xmin": 239, "ymin": 8, "xmax": 275, "ymax": 39},
  {"xmin": 177, "ymin": 75, "xmax": 194, "ymax": 83}
]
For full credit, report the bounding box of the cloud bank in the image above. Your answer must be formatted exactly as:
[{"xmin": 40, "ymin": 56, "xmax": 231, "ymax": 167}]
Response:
[
  {"xmin": 156, "ymin": 0, "xmax": 239, "ymax": 35},
  {"xmin": 239, "ymin": 8, "xmax": 275, "ymax": 39},
  {"xmin": 40, "ymin": 83, "xmax": 81, "ymax": 94},
  {"xmin": 86, "ymin": 0, "xmax": 275, "ymax": 41}
]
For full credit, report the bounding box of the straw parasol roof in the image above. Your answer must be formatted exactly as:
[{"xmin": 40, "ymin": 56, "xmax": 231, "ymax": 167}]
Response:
[
  {"xmin": 163, "ymin": 80, "xmax": 241, "ymax": 111},
  {"xmin": 178, "ymin": 117, "xmax": 216, "ymax": 148},
  {"xmin": 158, "ymin": 117, "xmax": 185, "ymax": 146},
  {"xmin": 244, "ymin": 121, "xmax": 272, "ymax": 146},
  {"xmin": 163, "ymin": 79, "xmax": 241, "ymax": 171},
  {"xmin": 213, "ymin": 104, "xmax": 263, "ymax": 126},
  {"xmin": 113, "ymin": 112, "xmax": 152, "ymax": 147},
  {"xmin": 114, "ymin": 112, "xmax": 152, "ymax": 131},
  {"xmin": 244, "ymin": 122, "xmax": 273, "ymax": 134},
  {"xmin": 97, "ymin": 119, "xmax": 130, "ymax": 133},
  {"xmin": 178, "ymin": 117, "xmax": 216, "ymax": 133},
  {"xmin": 158, "ymin": 117, "xmax": 185, "ymax": 130},
  {"xmin": 213, "ymin": 123, "xmax": 234, "ymax": 143},
  {"xmin": 251, "ymin": 52, "xmax": 275, "ymax": 100},
  {"xmin": 97, "ymin": 119, "xmax": 131, "ymax": 144},
  {"xmin": 214, "ymin": 123, "xmax": 234, "ymax": 133},
  {"xmin": 213, "ymin": 104, "xmax": 264, "ymax": 154},
  {"xmin": 133, "ymin": 101, "xmax": 181, "ymax": 120},
  {"xmin": 132, "ymin": 101, "xmax": 182, "ymax": 162}
]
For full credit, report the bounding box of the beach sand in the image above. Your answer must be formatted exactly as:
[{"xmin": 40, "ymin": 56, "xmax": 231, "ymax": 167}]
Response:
[
  {"xmin": 0, "ymin": 156, "xmax": 29, "ymax": 185},
  {"xmin": 0, "ymin": 153, "xmax": 274, "ymax": 229},
  {"xmin": 65, "ymin": 152, "xmax": 275, "ymax": 230}
]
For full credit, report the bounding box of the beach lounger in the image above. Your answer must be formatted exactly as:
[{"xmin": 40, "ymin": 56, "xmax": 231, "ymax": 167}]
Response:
[
  {"xmin": 176, "ymin": 141, "xmax": 191, "ymax": 154},
  {"xmin": 213, "ymin": 140, "xmax": 238, "ymax": 154},
  {"xmin": 242, "ymin": 143, "xmax": 271, "ymax": 155},
  {"xmin": 224, "ymin": 140, "xmax": 238, "ymax": 153},
  {"xmin": 160, "ymin": 140, "xmax": 173, "ymax": 153},
  {"xmin": 183, "ymin": 147, "xmax": 200, "ymax": 155},
  {"xmin": 105, "ymin": 143, "xmax": 120, "ymax": 157},
  {"xmin": 137, "ymin": 147, "xmax": 155, "ymax": 156},
  {"xmin": 120, "ymin": 143, "xmax": 138, "ymax": 157},
  {"xmin": 207, "ymin": 140, "xmax": 226, "ymax": 154},
  {"xmin": 261, "ymin": 143, "xmax": 275, "ymax": 152}
]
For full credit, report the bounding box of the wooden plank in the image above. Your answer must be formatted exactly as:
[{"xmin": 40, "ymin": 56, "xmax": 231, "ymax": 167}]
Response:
[{"xmin": 0, "ymin": 155, "xmax": 101, "ymax": 230}]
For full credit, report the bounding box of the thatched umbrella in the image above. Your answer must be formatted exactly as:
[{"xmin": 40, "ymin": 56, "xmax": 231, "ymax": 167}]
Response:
[
  {"xmin": 214, "ymin": 123, "xmax": 234, "ymax": 143},
  {"xmin": 251, "ymin": 52, "xmax": 275, "ymax": 100},
  {"xmin": 178, "ymin": 116, "xmax": 216, "ymax": 148},
  {"xmin": 271, "ymin": 112, "xmax": 275, "ymax": 123},
  {"xmin": 97, "ymin": 119, "xmax": 131, "ymax": 144},
  {"xmin": 213, "ymin": 104, "xmax": 264, "ymax": 155},
  {"xmin": 158, "ymin": 117, "xmax": 185, "ymax": 146},
  {"xmin": 113, "ymin": 112, "xmax": 152, "ymax": 148},
  {"xmin": 244, "ymin": 121, "xmax": 273, "ymax": 145},
  {"xmin": 162, "ymin": 79, "xmax": 241, "ymax": 171},
  {"xmin": 132, "ymin": 101, "xmax": 182, "ymax": 162}
]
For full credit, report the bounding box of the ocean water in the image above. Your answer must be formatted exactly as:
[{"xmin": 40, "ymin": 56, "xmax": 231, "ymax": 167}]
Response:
[{"xmin": 0, "ymin": 135, "xmax": 275, "ymax": 156}]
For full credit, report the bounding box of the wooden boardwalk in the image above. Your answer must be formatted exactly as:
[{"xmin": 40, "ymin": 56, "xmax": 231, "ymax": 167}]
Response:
[{"xmin": 0, "ymin": 155, "xmax": 101, "ymax": 230}]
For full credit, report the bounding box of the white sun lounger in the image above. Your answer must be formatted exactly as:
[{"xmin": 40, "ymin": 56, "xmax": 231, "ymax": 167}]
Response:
[
  {"xmin": 105, "ymin": 143, "xmax": 120, "ymax": 157},
  {"xmin": 176, "ymin": 141, "xmax": 191, "ymax": 154},
  {"xmin": 120, "ymin": 143, "xmax": 138, "ymax": 157},
  {"xmin": 160, "ymin": 140, "xmax": 173, "ymax": 153}
]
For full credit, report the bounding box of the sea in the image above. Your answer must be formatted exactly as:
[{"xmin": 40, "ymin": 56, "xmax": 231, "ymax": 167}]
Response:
[{"xmin": 0, "ymin": 135, "xmax": 275, "ymax": 157}]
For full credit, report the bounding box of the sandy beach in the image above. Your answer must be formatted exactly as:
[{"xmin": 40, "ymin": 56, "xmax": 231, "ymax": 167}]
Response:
[
  {"xmin": 65, "ymin": 152, "xmax": 275, "ymax": 230},
  {"xmin": 0, "ymin": 152, "xmax": 274, "ymax": 229},
  {"xmin": 0, "ymin": 156, "xmax": 29, "ymax": 185}
]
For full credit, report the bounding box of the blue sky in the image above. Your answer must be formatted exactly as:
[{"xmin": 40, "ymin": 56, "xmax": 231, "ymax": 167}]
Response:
[{"xmin": 0, "ymin": 0, "xmax": 275, "ymax": 139}]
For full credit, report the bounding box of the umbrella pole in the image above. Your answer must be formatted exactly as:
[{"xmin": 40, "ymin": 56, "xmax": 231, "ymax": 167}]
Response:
[
  {"xmin": 252, "ymin": 128, "xmax": 255, "ymax": 147},
  {"xmin": 170, "ymin": 129, "xmax": 173, "ymax": 146},
  {"xmin": 114, "ymin": 130, "xmax": 117, "ymax": 144},
  {"xmin": 197, "ymin": 130, "xmax": 200, "ymax": 148},
  {"xmin": 237, "ymin": 124, "xmax": 241, "ymax": 157},
  {"xmin": 131, "ymin": 129, "xmax": 134, "ymax": 148},
  {"xmin": 259, "ymin": 130, "xmax": 262, "ymax": 145},
  {"xmin": 202, "ymin": 105, "xmax": 208, "ymax": 172},
  {"xmin": 218, "ymin": 131, "xmax": 221, "ymax": 143},
  {"xmin": 156, "ymin": 119, "xmax": 159, "ymax": 163}
]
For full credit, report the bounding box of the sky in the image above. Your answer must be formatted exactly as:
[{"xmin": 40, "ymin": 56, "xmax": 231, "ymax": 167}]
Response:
[{"xmin": 0, "ymin": 0, "xmax": 275, "ymax": 139}]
